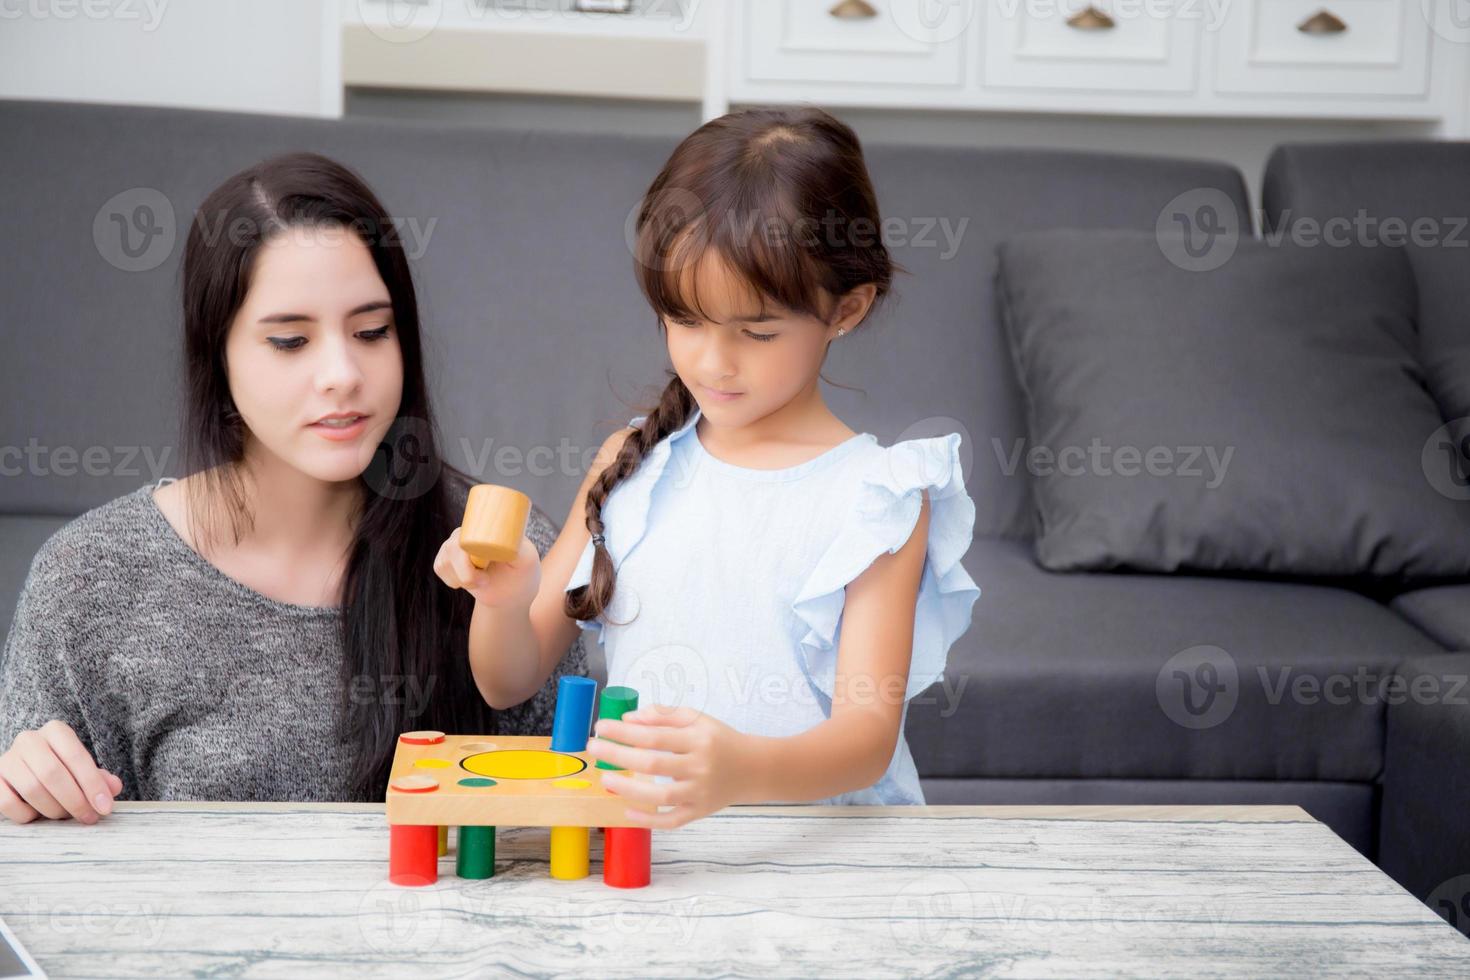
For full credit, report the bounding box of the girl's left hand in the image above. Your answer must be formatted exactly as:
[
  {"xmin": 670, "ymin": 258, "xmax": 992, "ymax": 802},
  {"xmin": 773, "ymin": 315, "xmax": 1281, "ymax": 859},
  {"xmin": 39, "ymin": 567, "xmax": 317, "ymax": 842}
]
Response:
[{"xmin": 585, "ymin": 705, "xmax": 763, "ymax": 829}]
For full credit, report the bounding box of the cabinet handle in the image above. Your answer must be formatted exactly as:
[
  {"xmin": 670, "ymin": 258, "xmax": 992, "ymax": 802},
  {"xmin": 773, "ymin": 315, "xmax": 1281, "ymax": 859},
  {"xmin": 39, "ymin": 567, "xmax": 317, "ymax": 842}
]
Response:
[
  {"xmin": 829, "ymin": 0, "xmax": 879, "ymax": 18},
  {"xmin": 1297, "ymin": 9, "xmax": 1348, "ymax": 34},
  {"xmin": 1066, "ymin": 5, "xmax": 1116, "ymax": 30}
]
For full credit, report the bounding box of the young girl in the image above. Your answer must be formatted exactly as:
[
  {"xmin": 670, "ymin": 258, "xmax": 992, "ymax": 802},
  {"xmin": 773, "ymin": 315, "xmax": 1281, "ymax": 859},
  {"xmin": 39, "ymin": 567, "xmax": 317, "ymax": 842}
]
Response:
[{"xmin": 434, "ymin": 107, "xmax": 979, "ymax": 826}]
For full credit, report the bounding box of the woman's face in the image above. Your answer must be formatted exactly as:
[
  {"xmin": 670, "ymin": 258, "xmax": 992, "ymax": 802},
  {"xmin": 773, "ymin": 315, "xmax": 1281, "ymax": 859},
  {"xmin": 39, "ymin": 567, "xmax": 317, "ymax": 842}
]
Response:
[
  {"xmin": 223, "ymin": 226, "xmax": 404, "ymax": 485},
  {"xmin": 663, "ymin": 249, "xmax": 841, "ymax": 429}
]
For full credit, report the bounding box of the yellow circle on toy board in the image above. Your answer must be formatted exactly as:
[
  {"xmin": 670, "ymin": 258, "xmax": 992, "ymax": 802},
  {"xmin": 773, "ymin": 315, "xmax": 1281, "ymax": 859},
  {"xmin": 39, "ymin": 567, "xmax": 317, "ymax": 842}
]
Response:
[{"xmin": 461, "ymin": 749, "xmax": 587, "ymax": 780}]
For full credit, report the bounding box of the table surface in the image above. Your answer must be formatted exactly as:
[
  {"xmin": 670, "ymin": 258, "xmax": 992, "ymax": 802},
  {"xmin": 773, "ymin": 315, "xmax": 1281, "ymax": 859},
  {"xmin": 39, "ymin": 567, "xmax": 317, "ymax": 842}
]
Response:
[{"xmin": 3, "ymin": 802, "xmax": 1468, "ymax": 978}]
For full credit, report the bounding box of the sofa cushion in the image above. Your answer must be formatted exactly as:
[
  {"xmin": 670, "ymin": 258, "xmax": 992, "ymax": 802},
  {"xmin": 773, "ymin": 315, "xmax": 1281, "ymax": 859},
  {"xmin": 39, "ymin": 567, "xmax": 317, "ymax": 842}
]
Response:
[
  {"xmin": 1263, "ymin": 141, "xmax": 1470, "ymax": 434},
  {"xmin": 1406, "ymin": 246, "xmax": 1470, "ymax": 426},
  {"xmin": 904, "ymin": 537, "xmax": 1448, "ymax": 782},
  {"xmin": 1377, "ymin": 652, "xmax": 1470, "ymax": 930},
  {"xmin": 1392, "ymin": 586, "xmax": 1470, "ymax": 650},
  {"xmin": 994, "ymin": 230, "xmax": 1470, "ymax": 581}
]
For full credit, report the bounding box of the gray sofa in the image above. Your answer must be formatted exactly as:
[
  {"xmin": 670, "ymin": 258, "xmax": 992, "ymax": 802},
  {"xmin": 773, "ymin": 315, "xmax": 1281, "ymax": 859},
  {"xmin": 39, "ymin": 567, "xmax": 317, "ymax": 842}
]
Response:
[{"xmin": 1, "ymin": 100, "xmax": 1465, "ymax": 929}]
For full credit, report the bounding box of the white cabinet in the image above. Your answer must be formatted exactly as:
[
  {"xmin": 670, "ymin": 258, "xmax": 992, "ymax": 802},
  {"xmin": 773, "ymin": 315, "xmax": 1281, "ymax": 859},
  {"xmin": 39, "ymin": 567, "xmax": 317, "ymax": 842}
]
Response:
[
  {"xmin": 1213, "ymin": 0, "xmax": 1432, "ymax": 97},
  {"xmin": 983, "ymin": 0, "xmax": 1199, "ymax": 93},
  {"xmin": 739, "ymin": 0, "xmax": 966, "ymax": 87},
  {"xmin": 722, "ymin": 0, "xmax": 1467, "ymax": 129}
]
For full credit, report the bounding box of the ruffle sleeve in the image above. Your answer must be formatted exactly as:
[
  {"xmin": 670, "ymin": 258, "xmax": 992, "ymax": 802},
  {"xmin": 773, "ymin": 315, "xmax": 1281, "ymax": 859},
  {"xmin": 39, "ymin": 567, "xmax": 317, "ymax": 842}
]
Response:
[
  {"xmin": 791, "ymin": 433, "xmax": 981, "ymax": 703},
  {"xmin": 563, "ymin": 412, "xmax": 701, "ymax": 644}
]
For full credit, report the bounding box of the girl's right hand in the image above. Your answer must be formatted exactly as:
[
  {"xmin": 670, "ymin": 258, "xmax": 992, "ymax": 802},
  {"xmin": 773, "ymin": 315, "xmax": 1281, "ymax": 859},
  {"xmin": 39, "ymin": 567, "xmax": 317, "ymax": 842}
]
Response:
[
  {"xmin": 0, "ymin": 720, "xmax": 123, "ymax": 825},
  {"xmin": 433, "ymin": 528, "xmax": 542, "ymax": 610}
]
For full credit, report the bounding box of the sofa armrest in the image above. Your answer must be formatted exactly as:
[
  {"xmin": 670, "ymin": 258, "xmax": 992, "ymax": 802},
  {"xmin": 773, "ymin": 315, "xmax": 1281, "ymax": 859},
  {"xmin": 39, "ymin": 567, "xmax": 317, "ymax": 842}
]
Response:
[{"xmin": 1378, "ymin": 652, "xmax": 1470, "ymax": 937}]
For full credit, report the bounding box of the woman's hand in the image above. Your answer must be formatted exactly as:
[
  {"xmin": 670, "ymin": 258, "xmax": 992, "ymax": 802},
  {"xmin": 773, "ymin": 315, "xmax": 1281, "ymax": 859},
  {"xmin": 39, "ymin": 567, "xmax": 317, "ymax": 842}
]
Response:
[
  {"xmin": 585, "ymin": 705, "xmax": 766, "ymax": 829},
  {"xmin": 433, "ymin": 528, "xmax": 541, "ymax": 609},
  {"xmin": 0, "ymin": 720, "xmax": 124, "ymax": 825}
]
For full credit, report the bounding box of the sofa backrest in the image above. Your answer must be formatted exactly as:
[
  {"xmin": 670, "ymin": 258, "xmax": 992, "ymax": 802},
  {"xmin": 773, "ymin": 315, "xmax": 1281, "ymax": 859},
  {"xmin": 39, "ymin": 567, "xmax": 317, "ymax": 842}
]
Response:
[
  {"xmin": 1262, "ymin": 141, "xmax": 1470, "ymax": 233},
  {"xmin": 1263, "ymin": 140, "xmax": 1470, "ymax": 441},
  {"xmin": 0, "ymin": 98, "xmax": 1250, "ymax": 636}
]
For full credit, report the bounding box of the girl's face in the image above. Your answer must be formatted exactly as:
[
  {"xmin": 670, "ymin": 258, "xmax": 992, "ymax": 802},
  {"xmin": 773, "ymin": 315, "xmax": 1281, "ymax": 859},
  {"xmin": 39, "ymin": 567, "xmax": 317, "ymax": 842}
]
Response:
[
  {"xmin": 663, "ymin": 250, "xmax": 844, "ymax": 428},
  {"xmin": 223, "ymin": 227, "xmax": 404, "ymax": 485}
]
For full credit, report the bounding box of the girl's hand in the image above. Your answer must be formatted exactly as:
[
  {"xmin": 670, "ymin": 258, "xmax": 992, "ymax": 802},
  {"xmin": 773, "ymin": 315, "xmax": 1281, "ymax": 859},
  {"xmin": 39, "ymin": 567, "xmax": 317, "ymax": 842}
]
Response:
[
  {"xmin": 433, "ymin": 528, "xmax": 541, "ymax": 610},
  {"xmin": 585, "ymin": 705, "xmax": 765, "ymax": 829},
  {"xmin": 0, "ymin": 720, "xmax": 124, "ymax": 825}
]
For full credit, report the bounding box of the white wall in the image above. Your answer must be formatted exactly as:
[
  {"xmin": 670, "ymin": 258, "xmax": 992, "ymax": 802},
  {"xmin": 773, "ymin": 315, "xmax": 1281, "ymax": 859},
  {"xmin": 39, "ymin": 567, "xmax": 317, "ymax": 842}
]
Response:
[{"xmin": 0, "ymin": 0, "xmax": 341, "ymax": 117}]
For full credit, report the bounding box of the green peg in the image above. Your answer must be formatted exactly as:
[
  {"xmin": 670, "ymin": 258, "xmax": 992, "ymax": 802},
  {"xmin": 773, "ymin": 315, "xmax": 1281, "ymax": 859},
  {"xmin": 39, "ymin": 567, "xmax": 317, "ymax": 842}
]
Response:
[{"xmin": 595, "ymin": 686, "xmax": 639, "ymax": 771}]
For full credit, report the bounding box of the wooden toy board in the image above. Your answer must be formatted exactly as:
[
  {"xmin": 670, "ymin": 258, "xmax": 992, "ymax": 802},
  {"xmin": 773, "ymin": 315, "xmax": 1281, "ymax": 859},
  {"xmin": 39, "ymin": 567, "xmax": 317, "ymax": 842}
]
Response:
[{"xmin": 385, "ymin": 734, "xmax": 651, "ymax": 828}]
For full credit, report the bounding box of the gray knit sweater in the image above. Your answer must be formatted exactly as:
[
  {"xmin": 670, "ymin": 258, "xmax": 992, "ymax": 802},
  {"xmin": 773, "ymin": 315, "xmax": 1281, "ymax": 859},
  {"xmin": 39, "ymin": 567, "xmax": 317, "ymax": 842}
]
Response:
[{"xmin": 0, "ymin": 475, "xmax": 585, "ymax": 803}]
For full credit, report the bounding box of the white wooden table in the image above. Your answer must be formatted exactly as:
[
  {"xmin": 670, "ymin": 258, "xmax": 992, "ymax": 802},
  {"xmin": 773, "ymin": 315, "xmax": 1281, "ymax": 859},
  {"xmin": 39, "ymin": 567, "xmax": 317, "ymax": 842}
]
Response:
[{"xmin": 2, "ymin": 802, "xmax": 1467, "ymax": 978}]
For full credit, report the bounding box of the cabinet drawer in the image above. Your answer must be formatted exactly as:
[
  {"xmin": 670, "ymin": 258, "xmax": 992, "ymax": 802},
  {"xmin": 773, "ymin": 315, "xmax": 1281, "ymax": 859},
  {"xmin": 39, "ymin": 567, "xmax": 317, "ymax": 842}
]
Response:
[
  {"xmin": 1214, "ymin": 0, "xmax": 1431, "ymax": 96},
  {"xmin": 983, "ymin": 1, "xmax": 1200, "ymax": 92},
  {"xmin": 742, "ymin": 0, "xmax": 968, "ymax": 87}
]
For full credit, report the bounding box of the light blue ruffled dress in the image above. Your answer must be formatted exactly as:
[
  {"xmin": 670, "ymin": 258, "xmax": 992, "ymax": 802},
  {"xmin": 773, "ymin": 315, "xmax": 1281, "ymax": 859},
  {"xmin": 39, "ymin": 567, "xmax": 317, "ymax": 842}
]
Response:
[{"xmin": 565, "ymin": 408, "xmax": 981, "ymax": 805}]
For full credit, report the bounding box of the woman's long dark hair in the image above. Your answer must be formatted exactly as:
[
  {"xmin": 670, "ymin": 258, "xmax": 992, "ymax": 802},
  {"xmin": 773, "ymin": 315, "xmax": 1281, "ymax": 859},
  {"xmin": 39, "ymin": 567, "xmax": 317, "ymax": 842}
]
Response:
[
  {"xmin": 179, "ymin": 152, "xmax": 492, "ymax": 799},
  {"xmin": 565, "ymin": 106, "xmax": 895, "ymax": 626}
]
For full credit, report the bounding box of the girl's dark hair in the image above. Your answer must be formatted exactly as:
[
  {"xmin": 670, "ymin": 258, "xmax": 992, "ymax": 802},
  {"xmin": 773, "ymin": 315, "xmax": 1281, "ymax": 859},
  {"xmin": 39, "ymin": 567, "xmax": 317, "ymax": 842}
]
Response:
[
  {"xmin": 179, "ymin": 151, "xmax": 492, "ymax": 799},
  {"xmin": 566, "ymin": 106, "xmax": 894, "ymax": 625}
]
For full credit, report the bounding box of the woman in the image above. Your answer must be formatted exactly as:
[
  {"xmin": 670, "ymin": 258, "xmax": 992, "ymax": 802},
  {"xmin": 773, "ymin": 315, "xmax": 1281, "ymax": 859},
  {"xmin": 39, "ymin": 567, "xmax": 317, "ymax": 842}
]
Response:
[{"xmin": 0, "ymin": 152, "xmax": 584, "ymax": 823}]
